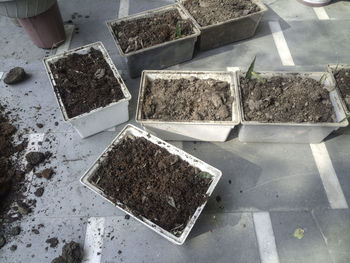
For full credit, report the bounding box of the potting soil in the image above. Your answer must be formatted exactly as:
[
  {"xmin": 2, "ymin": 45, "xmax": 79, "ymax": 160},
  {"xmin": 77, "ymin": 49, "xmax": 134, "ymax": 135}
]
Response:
[
  {"xmin": 334, "ymin": 68, "xmax": 350, "ymax": 111},
  {"xmin": 240, "ymin": 76, "xmax": 335, "ymax": 123},
  {"xmin": 91, "ymin": 136, "xmax": 212, "ymax": 236},
  {"xmin": 49, "ymin": 48, "xmax": 124, "ymax": 118},
  {"xmin": 114, "ymin": 9, "xmax": 195, "ymax": 53},
  {"xmin": 142, "ymin": 77, "xmax": 233, "ymax": 121},
  {"xmin": 182, "ymin": 0, "xmax": 260, "ymax": 27}
]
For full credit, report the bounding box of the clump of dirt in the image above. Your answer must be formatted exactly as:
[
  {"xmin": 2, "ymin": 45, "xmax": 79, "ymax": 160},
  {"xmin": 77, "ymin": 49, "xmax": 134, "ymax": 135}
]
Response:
[
  {"xmin": 46, "ymin": 237, "xmax": 59, "ymax": 248},
  {"xmin": 3, "ymin": 67, "xmax": 26, "ymax": 85},
  {"xmin": 334, "ymin": 68, "xmax": 350, "ymax": 111},
  {"xmin": 36, "ymin": 168, "xmax": 54, "ymax": 179},
  {"xmin": 142, "ymin": 77, "xmax": 233, "ymax": 121},
  {"xmin": 49, "ymin": 48, "xmax": 124, "ymax": 118},
  {"xmin": 114, "ymin": 9, "xmax": 195, "ymax": 53},
  {"xmin": 51, "ymin": 241, "xmax": 83, "ymax": 263},
  {"xmin": 240, "ymin": 75, "xmax": 335, "ymax": 123},
  {"xmin": 90, "ymin": 136, "xmax": 212, "ymax": 235},
  {"xmin": 25, "ymin": 151, "xmax": 51, "ymax": 171},
  {"xmin": 183, "ymin": 0, "xmax": 260, "ymax": 27}
]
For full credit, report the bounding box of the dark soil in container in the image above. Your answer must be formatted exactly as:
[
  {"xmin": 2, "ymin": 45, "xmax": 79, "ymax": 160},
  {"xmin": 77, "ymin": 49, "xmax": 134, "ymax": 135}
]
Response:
[
  {"xmin": 333, "ymin": 68, "xmax": 350, "ymax": 111},
  {"xmin": 113, "ymin": 9, "xmax": 195, "ymax": 54},
  {"xmin": 49, "ymin": 48, "xmax": 124, "ymax": 118},
  {"xmin": 182, "ymin": 0, "xmax": 260, "ymax": 27},
  {"xmin": 142, "ymin": 77, "xmax": 233, "ymax": 121},
  {"xmin": 90, "ymin": 136, "xmax": 212, "ymax": 236},
  {"xmin": 240, "ymin": 75, "xmax": 334, "ymax": 123}
]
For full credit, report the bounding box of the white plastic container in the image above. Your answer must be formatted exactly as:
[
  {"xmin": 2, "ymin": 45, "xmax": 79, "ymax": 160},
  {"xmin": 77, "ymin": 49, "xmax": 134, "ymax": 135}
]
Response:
[
  {"xmin": 80, "ymin": 124, "xmax": 222, "ymax": 245},
  {"xmin": 327, "ymin": 64, "xmax": 350, "ymax": 116},
  {"xmin": 136, "ymin": 70, "xmax": 241, "ymax": 141},
  {"xmin": 237, "ymin": 71, "xmax": 349, "ymax": 143},
  {"xmin": 43, "ymin": 42, "xmax": 131, "ymax": 138}
]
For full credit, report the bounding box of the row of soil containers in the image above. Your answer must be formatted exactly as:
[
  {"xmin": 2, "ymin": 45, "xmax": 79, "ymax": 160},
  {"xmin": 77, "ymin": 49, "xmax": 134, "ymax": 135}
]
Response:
[
  {"xmin": 106, "ymin": 1, "xmax": 267, "ymax": 77},
  {"xmin": 43, "ymin": 42, "xmax": 350, "ymax": 244},
  {"xmin": 43, "ymin": 42, "xmax": 350, "ymax": 143}
]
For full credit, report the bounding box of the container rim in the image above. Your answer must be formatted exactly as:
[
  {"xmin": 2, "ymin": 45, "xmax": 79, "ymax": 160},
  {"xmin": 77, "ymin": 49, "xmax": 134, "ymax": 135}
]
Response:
[
  {"xmin": 237, "ymin": 70, "xmax": 349, "ymax": 127},
  {"xmin": 106, "ymin": 3, "xmax": 201, "ymax": 57},
  {"xmin": 327, "ymin": 63, "xmax": 350, "ymax": 115},
  {"xmin": 177, "ymin": 0, "xmax": 268, "ymax": 30},
  {"xmin": 80, "ymin": 124, "xmax": 222, "ymax": 245},
  {"xmin": 135, "ymin": 70, "xmax": 241, "ymax": 126},
  {"xmin": 43, "ymin": 41, "xmax": 132, "ymax": 122}
]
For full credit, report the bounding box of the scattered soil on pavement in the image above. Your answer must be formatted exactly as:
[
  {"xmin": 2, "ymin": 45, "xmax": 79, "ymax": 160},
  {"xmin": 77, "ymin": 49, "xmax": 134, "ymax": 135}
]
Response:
[
  {"xmin": 46, "ymin": 237, "xmax": 59, "ymax": 248},
  {"xmin": 51, "ymin": 241, "xmax": 83, "ymax": 263},
  {"xmin": 240, "ymin": 75, "xmax": 335, "ymax": 123},
  {"xmin": 113, "ymin": 9, "xmax": 195, "ymax": 53},
  {"xmin": 90, "ymin": 136, "xmax": 212, "ymax": 236},
  {"xmin": 49, "ymin": 48, "xmax": 124, "ymax": 118},
  {"xmin": 182, "ymin": 0, "xmax": 260, "ymax": 26},
  {"xmin": 142, "ymin": 77, "xmax": 233, "ymax": 121},
  {"xmin": 334, "ymin": 68, "xmax": 350, "ymax": 111}
]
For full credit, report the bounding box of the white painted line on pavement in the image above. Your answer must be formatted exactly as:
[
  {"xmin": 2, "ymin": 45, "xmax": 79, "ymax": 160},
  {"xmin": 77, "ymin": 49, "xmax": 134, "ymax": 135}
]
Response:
[
  {"xmin": 0, "ymin": 72, "xmax": 3, "ymax": 80},
  {"xmin": 313, "ymin": 7, "xmax": 330, "ymax": 20},
  {"xmin": 83, "ymin": 217, "xmax": 105, "ymax": 263},
  {"xmin": 310, "ymin": 143, "xmax": 348, "ymax": 209},
  {"xmin": 253, "ymin": 212, "xmax": 280, "ymax": 263},
  {"xmin": 269, "ymin": 21, "xmax": 295, "ymax": 66},
  {"xmin": 56, "ymin": 24, "xmax": 75, "ymax": 54},
  {"xmin": 118, "ymin": 0, "xmax": 130, "ymax": 18}
]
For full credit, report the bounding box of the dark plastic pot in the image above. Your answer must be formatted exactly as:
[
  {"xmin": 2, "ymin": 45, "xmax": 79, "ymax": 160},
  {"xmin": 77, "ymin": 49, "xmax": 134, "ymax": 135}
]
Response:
[{"xmin": 18, "ymin": 1, "xmax": 65, "ymax": 49}]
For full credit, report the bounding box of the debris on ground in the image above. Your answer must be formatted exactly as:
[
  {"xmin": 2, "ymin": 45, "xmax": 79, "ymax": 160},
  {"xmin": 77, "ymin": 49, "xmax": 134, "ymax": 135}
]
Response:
[
  {"xmin": 46, "ymin": 237, "xmax": 59, "ymax": 248},
  {"xmin": 51, "ymin": 241, "xmax": 83, "ymax": 263},
  {"xmin": 3, "ymin": 67, "xmax": 26, "ymax": 85}
]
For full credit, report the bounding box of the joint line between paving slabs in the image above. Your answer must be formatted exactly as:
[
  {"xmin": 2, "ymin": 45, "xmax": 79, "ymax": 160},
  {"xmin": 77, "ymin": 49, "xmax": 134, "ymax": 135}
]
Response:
[
  {"xmin": 269, "ymin": 21, "xmax": 295, "ymax": 66},
  {"xmin": 253, "ymin": 212, "xmax": 280, "ymax": 263},
  {"xmin": 310, "ymin": 143, "xmax": 348, "ymax": 209},
  {"xmin": 118, "ymin": 0, "xmax": 129, "ymax": 18},
  {"xmin": 83, "ymin": 217, "xmax": 106, "ymax": 263},
  {"xmin": 313, "ymin": 7, "xmax": 330, "ymax": 20},
  {"xmin": 56, "ymin": 24, "xmax": 75, "ymax": 54}
]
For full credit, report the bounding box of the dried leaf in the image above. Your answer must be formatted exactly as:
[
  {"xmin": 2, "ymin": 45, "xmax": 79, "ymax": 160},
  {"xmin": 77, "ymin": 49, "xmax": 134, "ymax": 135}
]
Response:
[
  {"xmin": 167, "ymin": 196, "xmax": 177, "ymax": 209},
  {"xmin": 293, "ymin": 228, "xmax": 304, "ymax": 239}
]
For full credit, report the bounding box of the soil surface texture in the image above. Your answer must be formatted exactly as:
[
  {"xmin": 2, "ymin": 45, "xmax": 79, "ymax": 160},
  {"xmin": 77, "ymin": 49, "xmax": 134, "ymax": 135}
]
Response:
[
  {"xmin": 334, "ymin": 68, "xmax": 350, "ymax": 111},
  {"xmin": 183, "ymin": 0, "xmax": 260, "ymax": 27},
  {"xmin": 91, "ymin": 136, "xmax": 212, "ymax": 236},
  {"xmin": 240, "ymin": 75, "xmax": 334, "ymax": 123},
  {"xmin": 3, "ymin": 67, "xmax": 26, "ymax": 85},
  {"xmin": 142, "ymin": 77, "xmax": 233, "ymax": 121},
  {"xmin": 49, "ymin": 48, "xmax": 124, "ymax": 118},
  {"xmin": 114, "ymin": 9, "xmax": 195, "ymax": 53}
]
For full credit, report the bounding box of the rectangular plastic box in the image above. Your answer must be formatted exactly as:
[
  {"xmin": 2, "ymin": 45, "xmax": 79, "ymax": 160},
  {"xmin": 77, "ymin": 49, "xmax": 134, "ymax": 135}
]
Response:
[
  {"xmin": 80, "ymin": 124, "xmax": 222, "ymax": 245},
  {"xmin": 136, "ymin": 70, "xmax": 241, "ymax": 141},
  {"xmin": 237, "ymin": 71, "xmax": 349, "ymax": 143},
  {"xmin": 43, "ymin": 41, "xmax": 131, "ymax": 138}
]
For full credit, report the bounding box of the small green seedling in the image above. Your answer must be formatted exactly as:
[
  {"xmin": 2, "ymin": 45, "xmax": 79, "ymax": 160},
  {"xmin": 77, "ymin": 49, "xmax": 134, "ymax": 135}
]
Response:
[
  {"xmin": 176, "ymin": 22, "xmax": 182, "ymax": 39},
  {"xmin": 319, "ymin": 72, "xmax": 328, "ymax": 83},
  {"xmin": 246, "ymin": 56, "xmax": 264, "ymax": 83}
]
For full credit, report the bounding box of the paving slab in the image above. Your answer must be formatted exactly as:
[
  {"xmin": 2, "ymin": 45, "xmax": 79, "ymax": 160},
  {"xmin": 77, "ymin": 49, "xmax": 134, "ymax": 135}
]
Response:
[
  {"xmin": 270, "ymin": 211, "xmax": 333, "ymax": 263},
  {"xmin": 100, "ymin": 213, "xmax": 260, "ymax": 263},
  {"xmin": 312, "ymin": 209, "xmax": 350, "ymax": 263}
]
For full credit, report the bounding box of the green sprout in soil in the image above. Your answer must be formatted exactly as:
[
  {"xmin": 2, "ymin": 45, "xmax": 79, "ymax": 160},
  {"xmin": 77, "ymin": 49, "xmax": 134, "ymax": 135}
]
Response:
[
  {"xmin": 246, "ymin": 56, "xmax": 264, "ymax": 83},
  {"xmin": 319, "ymin": 72, "xmax": 328, "ymax": 83},
  {"xmin": 176, "ymin": 22, "xmax": 182, "ymax": 39}
]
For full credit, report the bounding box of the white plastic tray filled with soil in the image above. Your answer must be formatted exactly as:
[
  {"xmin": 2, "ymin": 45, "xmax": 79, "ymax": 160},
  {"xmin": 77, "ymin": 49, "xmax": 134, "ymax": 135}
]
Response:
[
  {"xmin": 43, "ymin": 42, "xmax": 131, "ymax": 138},
  {"xmin": 136, "ymin": 70, "xmax": 241, "ymax": 141},
  {"xmin": 106, "ymin": 4, "xmax": 200, "ymax": 78},
  {"xmin": 328, "ymin": 64, "xmax": 350, "ymax": 116},
  {"xmin": 178, "ymin": 0, "xmax": 267, "ymax": 51},
  {"xmin": 80, "ymin": 125, "xmax": 222, "ymax": 245},
  {"xmin": 237, "ymin": 71, "xmax": 349, "ymax": 143}
]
